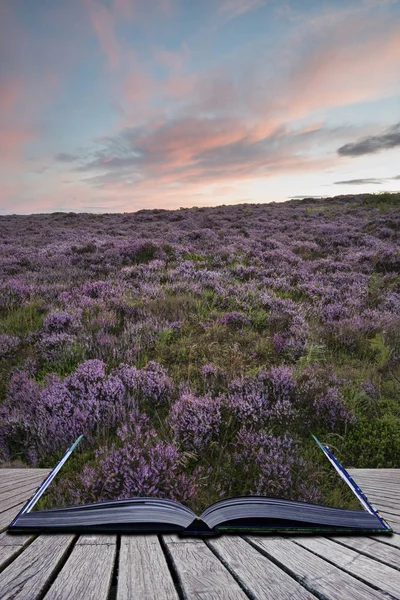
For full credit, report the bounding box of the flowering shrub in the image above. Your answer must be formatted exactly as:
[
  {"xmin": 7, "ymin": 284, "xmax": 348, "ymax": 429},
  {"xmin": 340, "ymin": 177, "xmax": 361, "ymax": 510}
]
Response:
[
  {"xmin": 0, "ymin": 360, "xmax": 134, "ymax": 463},
  {"xmin": 113, "ymin": 361, "xmax": 174, "ymax": 405},
  {"xmin": 36, "ymin": 332, "xmax": 76, "ymax": 361},
  {"xmin": 227, "ymin": 365, "xmax": 298, "ymax": 427},
  {"xmin": 0, "ymin": 334, "xmax": 20, "ymax": 359},
  {"xmin": 216, "ymin": 311, "xmax": 251, "ymax": 328},
  {"xmin": 42, "ymin": 311, "xmax": 78, "ymax": 333},
  {"xmin": 52, "ymin": 414, "xmax": 198, "ymax": 506},
  {"xmin": 0, "ymin": 279, "xmax": 33, "ymax": 310},
  {"xmin": 232, "ymin": 428, "xmax": 321, "ymax": 502},
  {"xmin": 169, "ymin": 392, "xmax": 222, "ymax": 451}
]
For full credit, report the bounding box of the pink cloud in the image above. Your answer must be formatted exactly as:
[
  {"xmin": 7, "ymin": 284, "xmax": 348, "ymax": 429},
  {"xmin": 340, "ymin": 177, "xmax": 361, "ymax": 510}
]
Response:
[
  {"xmin": 219, "ymin": 0, "xmax": 265, "ymax": 20},
  {"xmin": 154, "ymin": 43, "xmax": 190, "ymax": 71},
  {"xmin": 284, "ymin": 23, "xmax": 400, "ymax": 121},
  {"xmin": 240, "ymin": 12, "xmax": 400, "ymax": 142},
  {"xmin": 0, "ymin": 79, "xmax": 37, "ymax": 162},
  {"xmin": 112, "ymin": 0, "xmax": 135, "ymax": 19},
  {"xmin": 85, "ymin": 0, "xmax": 122, "ymax": 69}
]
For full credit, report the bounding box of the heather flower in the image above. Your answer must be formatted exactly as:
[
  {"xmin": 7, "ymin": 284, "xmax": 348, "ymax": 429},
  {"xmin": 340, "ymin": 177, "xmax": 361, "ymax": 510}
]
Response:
[
  {"xmin": 57, "ymin": 414, "xmax": 198, "ymax": 506},
  {"xmin": 0, "ymin": 360, "xmax": 136, "ymax": 462},
  {"xmin": 360, "ymin": 380, "xmax": 379, "ymax": 400},
  {"xmin": 42, "ymin": 310, "xmax": 77, "ymax": 333},
  {"xmin": 136, "ymin": 361, "xmax": 174, "ymax": 405},
  {"xmin": 36, "ymin": 332, "xmax": 76, "ymax": 361},
  {"xmin": 312, "ymin": 387, "xmax": 355, "ymax": 430},
  {"xmin": 113, "ymin": 361, "xmax": 173, "ymax": 405},
  {"xmin": 272, "ymin": 332, "xmax": 287, "ymax": 353},
  {"xmin": 231, "ymin": 428, "xmax": 317, "ymax": 501},
  {"xmin": 216, "ymin": 311, "xmax": 251, "ymax": 328},
  {"xmin": 227, "ymin": 366, "xmax": 296, "ymax": 426},
  {"xmin": 296, "ymin": 365, "xmax": 355, "ymax": 431},
  {"xmin": 169, "ymin": 392, "xmax": 222, "ymax": 452},
  {"xmin": 200, "ymin": 364, "xmax": 219, "ymax": 377},
  {"xmin": 0, "ymin": 279, "xmax": 33, "ymax": 310},
  {"xmin": 0, "ymin": 334, "xmax": 20, "ymax": 359}
]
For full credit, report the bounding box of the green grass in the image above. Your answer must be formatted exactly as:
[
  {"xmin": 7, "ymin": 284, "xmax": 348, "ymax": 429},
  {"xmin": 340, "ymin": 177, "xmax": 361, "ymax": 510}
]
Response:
[{"xmin": 0, "ymin": 300, "xmax": 45, "ymax": 337}]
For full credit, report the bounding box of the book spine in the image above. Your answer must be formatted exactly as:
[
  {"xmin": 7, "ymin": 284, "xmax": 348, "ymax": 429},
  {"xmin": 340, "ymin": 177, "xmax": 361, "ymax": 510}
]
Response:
[{"xmin": 179, "ymin": 518, "xmax": 220, "ymax": 536}]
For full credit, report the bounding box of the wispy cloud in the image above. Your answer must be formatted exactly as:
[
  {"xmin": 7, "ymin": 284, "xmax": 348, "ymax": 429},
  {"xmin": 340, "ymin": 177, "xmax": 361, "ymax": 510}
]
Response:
[
  {"xmin": 85, "ymin": 0, "xmax": 122, "ymax": 69},
  {"xmin": 55, "ymin": 152, "xmax": 80, "ymax": 163},
  {"xmin": 219, "ymin": 0, "xmax": 265, "ymax": 20},
  {"xmin": 333, "ymin": 178, "xmax": 383, "ymax": 185},
  {"xmin": 337, "ymin": 122, "xmax": 400, "ymax": 157}
]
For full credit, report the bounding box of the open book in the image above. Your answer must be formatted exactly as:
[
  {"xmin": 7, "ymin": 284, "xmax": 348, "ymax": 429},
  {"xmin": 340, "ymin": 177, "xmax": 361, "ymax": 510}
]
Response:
[{"xmin": 8, "ymin": 436, "xmax": 392, "ymax": 536}]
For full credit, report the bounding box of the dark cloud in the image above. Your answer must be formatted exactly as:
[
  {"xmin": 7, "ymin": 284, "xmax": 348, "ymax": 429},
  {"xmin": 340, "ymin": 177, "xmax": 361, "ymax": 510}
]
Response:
[
  {"xmin": 389, "ymin": 174, "xmax": 400, "ymax": 180},
  {"xmin": 55, "ymin": 152, "xmax": 80, "ymax": 163},
  {"xmin": 333, "ymin": 178, "xmax": 383, "ymax": 185},
  {"xmin": 337, "ymin": 122, "xmax": 400, "ymax": 157}
]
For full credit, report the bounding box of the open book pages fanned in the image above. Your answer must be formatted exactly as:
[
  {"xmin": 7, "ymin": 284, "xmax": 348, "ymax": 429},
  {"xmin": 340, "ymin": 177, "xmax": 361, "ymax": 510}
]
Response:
[{"xmin": 8, "ymin": 436, "xmax": 392, "ymax": 536}]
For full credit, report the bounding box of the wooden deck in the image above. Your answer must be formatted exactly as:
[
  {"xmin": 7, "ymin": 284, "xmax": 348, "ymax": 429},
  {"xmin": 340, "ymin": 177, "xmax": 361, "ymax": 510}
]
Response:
[{"xmin": 0, "ymin": 469, "xmax": 399, "ymax": 599}]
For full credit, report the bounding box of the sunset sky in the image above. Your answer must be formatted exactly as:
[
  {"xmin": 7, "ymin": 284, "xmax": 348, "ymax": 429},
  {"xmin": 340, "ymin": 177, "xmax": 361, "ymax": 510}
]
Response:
[{"xmin": 1, "ymin": 0, "xmax": 400, "ymax": 214}]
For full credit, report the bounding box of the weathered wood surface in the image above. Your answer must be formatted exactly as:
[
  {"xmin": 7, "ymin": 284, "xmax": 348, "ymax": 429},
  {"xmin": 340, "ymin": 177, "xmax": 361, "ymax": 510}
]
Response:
[
  {"xmin": 0, "ymin": 468, "xmax": 398, "ymax": 599},
  {"xmin": 44, "ymin": 535, "xmax": 117, "ymax": 600}
]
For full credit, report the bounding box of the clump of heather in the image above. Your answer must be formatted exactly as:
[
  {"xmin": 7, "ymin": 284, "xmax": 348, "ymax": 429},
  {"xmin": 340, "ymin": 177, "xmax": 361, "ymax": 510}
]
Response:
[
  {"xmin": 216, "ymin": 311, "xmax": 251, "ymax": 328},
  {"xmin": 0, "ymin": 279, "xmax": 33, "ymax": 310},
  {"xmin": 0, "ymin": 359, "xmax": 135, "ymax": 463},
  {"xmin": 113, "ymin": 360, "xmax": 174, "ymax": 405},
  {"xmin": 268, "ymin": 297, "xmax": 309, "ymax": 360},
  {"xmin": 0, "ymin": 334, "xmax": 20, "ymax": 359},
  {"xmin": 36, "ymin": 332, "xmax": 76, "ymax": 361},
  {"xmin": 227, "ymin": 363, "xmax": 353, "ymax": 433},
  {"xmin": 42, "ymin": 310, "xmax": 78, "ymax": 333},
  {"xmin": 359, "ymin": 380, "xmax": 379, "ymax": 400},
  {"xmin": 169, "ymin": 392, "xmax": 222, "ymax": 452},
  {"xmin": 231, "ymin": 427, "xmax": 321, "ymax": 503},
  {"xmin": 296, "ymin": 365, "xmax": 355, "ymax": 431},
  {"xmin": 227, "ymin": 365, "xmax": 297, "ymax": 427},
  {"xmin": 50, "ymin": 413, "xmax": 198, "ymax": 507}
]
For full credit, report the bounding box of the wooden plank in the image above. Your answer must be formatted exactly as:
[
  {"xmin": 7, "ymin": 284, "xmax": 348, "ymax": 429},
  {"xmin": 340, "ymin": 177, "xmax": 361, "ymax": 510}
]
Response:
[
  {"xmin": 350, "ymin": 471, "xmax": 400, "ymax": 477},
  {"xmin": 373, "ymin": 533, "xmax": 400, "ymax": 549},
  {"xmin": 0, "ymin": 474, "xmax": 47, "ymax": 489},
  {"xmin": 0, "ymin": 502, "xmax": 27, "ymax": 532},
  {"xmin": 44, "ymin": 535, "xmax": 116, "ymax": 600},
  {"xmin": 353, "ymin": 485, "xmax": 400, "ymax": 497},
  {"xmin": 330, "ymin": 536, "xmax": 400, "ymax": 570},
  {"xmin": 117, "ymin": 535, "xmax": 179, "ymax": 600},
  {"xmin": 378, "ymin": 510, "xmax": 400, "ymax": 526},
  {"xmin": 0, "ymin": 469, "xmax": 50, "ymax": 475},
  {"xmin": 357, "ymin": 480, "xmax": 400, "ymax": 488},
  {"xmin": 0, "ymin": 534, "xmax": 75, "ymax": 600},
  {"xmin": 0, "ymin": 491, "xmax": 40, "ymax": 514},
  {"xmin": 246, "ymin": 536, "xmax": 386, "ymax": 600},
  {"xmin": 370, "ymin": 504, "xmax": 400, "ymax": 517},
  {"xmin": 0, "ymin": 481, "xmax": 43, "ymax": 501},
  {"xmin": 360, "ymin": 486, "xmax": 399, "ymax": 492},
  {"xmin": 0, "ymin": 471, "xmax": 50, "ymax": 483},
  {"xmin": 0, "ymin": 532, "xmax": 35, "ymax": 570},
  {"xmin": 163, "ymin": 534, "xmax": 248, "ymax": 599},
  {"xmin": 207, "ymin": 535, "xmax": 315, "ymax": 599},
  {"xmin": 362, "ymin": 496, "xmax": 400, "ymax": 512},
  {"xmin": 295, "ymin": 537, "xmax": 400, "ymax": 598}
]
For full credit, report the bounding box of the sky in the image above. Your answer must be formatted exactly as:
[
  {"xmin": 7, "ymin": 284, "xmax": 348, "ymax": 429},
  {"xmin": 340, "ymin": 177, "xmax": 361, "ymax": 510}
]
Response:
[{"xmin": 1, "ymin": 0, "xmax": 400, "ymax": 214}]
